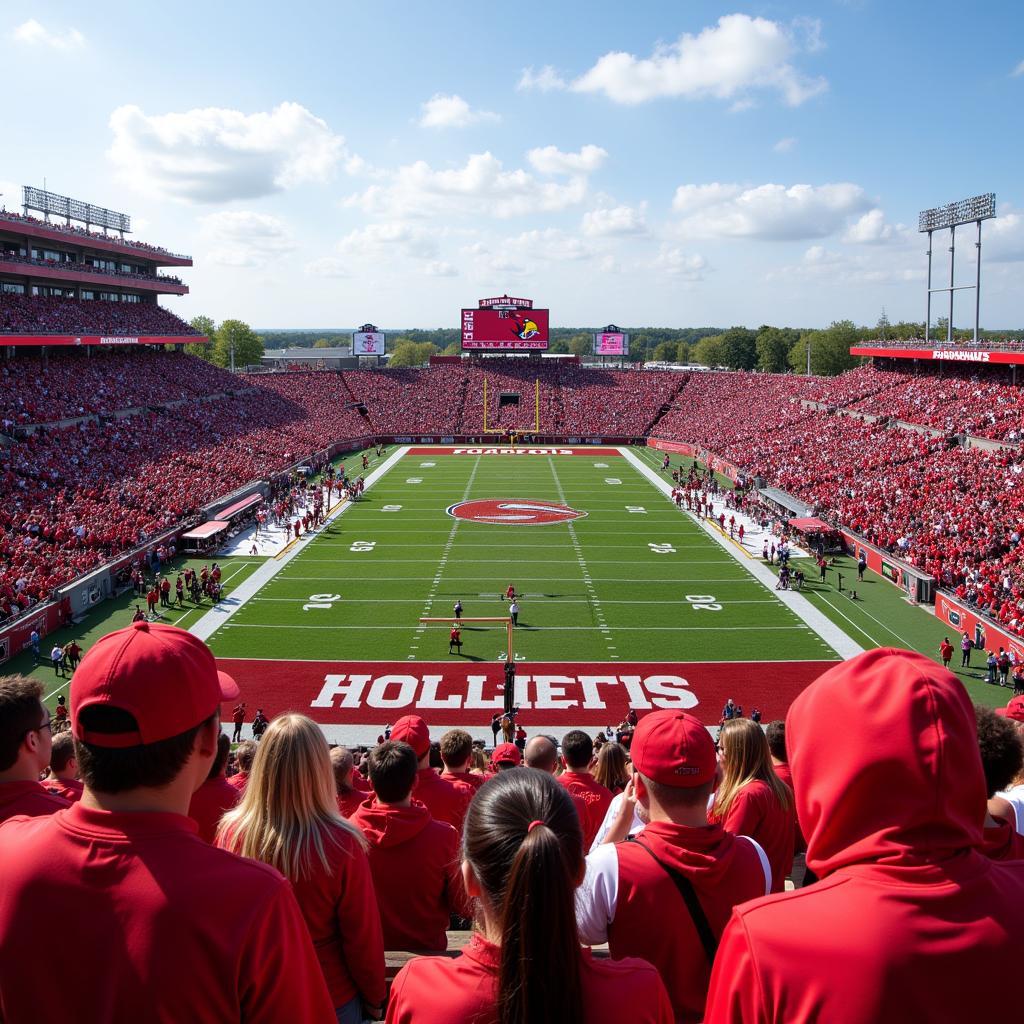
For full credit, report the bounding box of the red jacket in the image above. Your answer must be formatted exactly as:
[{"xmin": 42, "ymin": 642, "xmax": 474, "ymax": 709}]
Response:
[
  {"xmin": 559, "ymin": 770, "xmax": 613, "ymax": 848},
  {"xmin": 0, "ymin": 780, "xmax": 69, "ymax": 824},
  {"xmin": 0, "ymin": 803, "xmax": 334, "ymax": 1023},
  {"xmin": 386, "ymin": 932, "xmax": 673, "ymax": 1024},
  {"xmin": 705, "ymin": 649, "xmax": 1024, "ymax": 1024},
  {"xmin": 711, "ymin": 779, "xmax": 795, "ymax": 892},
  {"xmin": 411, "ymin": 768, "xmax": 470, "ymax": 832},
  {"xmin": 772, "ymin": 759, "xmax": 806, "ymax": 855},
  {"xmin": 188, "ymin": 776, "xmax": 241, "ymax": 844},
  {"xmin": 42, "ymin": 777, "xmax": 85, "ymax": 804},
  {"xmin": 579, "ymin": 820, "xmax": 769, "ymax": 1023},
  {"xmin": 337, "ymin": 789, "xmax": 365, "ymax": 818},
  {"xmin": 982, "ymin": 816, "xmax": 1024, "ymax": 861},
  {"xmin": 350, "ymin": 800, "xmax": 464, "ymax": 952}
]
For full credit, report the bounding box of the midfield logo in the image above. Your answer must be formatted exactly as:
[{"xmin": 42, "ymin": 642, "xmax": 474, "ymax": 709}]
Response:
[{"xmin": 447, "ymin": 498, "xmax": 588, "ymax": 526}]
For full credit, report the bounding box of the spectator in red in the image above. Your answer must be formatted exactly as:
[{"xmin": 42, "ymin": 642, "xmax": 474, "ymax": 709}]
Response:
[
  {"xmin": 42, "ymin": 730, "xmax": 84, "ymax": 804},
  {"xmin": 559, "ymin": 729, "xmax": 613, "ymax": 848},
  {"xmin": 231, "ymin": 700, "xmax": 246, "ymax": 743},
  {"xmin": 386, "ymin": 767, "xmax": 674, "ymax": 1024},
  {"xmin": 188, "ymin": 733, "xmax": 240, "ymax": 844},
  {"xmin": 0, "ymin": 621, "xmax": 334, "ymax": 1022},
  {"xmin": 227, "ymin": 739, "xmax": 256, "ymax": 793},
  {"xmin": 218, "ymin": 714, "xmax": 386, "ymax": 1023},
  {"xmin": 439, "ymin": 728, "xmax": 486, "ymax": 795},
  {"xmin": 975, "ymin": 704, "xmax": 1024, "ymax": 861},
  {"xmin": 351, "ymin": 740, "xmax": 465, "ymax": 953},
  {"xmin": 489, "ymin": 742, "xmax": 522, "ymax": 773},
  {"xmin": 331, "ymin": 745, "xmax": 366, "ymax": 818},
  {"xmin": 940, "ymin": 637, "xmax": 954, "ymax": 669},
  {"xmin": 0, "ymin": 675, "xmax": 69, "ymax": 823},
  {"xmin": 704, "ymin": 649, "xmax": 1024, "ymax": 1024},
  {"xmin": 578, "ymin": 710, "xmax": 771, "ymax": 1023},
  {"xmin": 709, "ymin": 718, "xmax": 795, "ymax": 893},
  {"xmin": 390, "ymin": 715, "xmax": 469, "ymax": 831}
]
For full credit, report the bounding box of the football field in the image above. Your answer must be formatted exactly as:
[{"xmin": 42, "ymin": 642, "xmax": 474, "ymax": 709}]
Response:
[{"xmin": 199, "ymin": 446, "xmax": 852, "ymax": 740}]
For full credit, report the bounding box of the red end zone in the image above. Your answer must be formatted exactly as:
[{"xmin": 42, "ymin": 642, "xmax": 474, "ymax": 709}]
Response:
[
  {"xmin": 220, "ymin": 660, "xmax": 839, "ymax": 730},
  {"xmin": 405, "ymin": 446, "xmax": 622, "ymax": 456}
]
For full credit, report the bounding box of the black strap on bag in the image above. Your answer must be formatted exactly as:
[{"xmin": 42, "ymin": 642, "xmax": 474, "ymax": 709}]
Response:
[{"xmin": 627, "ymin": 837, "xmax": 718, "ymax": 963}]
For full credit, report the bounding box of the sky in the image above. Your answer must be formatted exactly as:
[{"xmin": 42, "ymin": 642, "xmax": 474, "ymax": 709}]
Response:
[{"xmin": 2, "ymin": 1, "xmax": 1023, "ymax": 330}]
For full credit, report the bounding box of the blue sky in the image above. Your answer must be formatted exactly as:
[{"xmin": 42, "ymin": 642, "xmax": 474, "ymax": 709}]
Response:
[{"xmin": 3, "ymin": 1, "xmax": 1023, "ymax": 329}]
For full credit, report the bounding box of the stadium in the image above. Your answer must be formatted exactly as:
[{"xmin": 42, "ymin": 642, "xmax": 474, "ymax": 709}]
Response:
[{"xmin": 3, "ymin": 7, "xmax": 1024, "ymax": 1019}]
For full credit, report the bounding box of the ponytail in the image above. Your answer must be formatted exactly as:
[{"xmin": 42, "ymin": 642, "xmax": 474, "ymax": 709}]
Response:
[{"xmin": 463, "ymin": 770, "xmax": 584, "ymax": 1024}]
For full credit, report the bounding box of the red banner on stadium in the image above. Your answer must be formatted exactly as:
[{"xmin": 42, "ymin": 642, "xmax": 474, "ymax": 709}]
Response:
[
  {"xmin": 461, "ymin": 308, "xmax": 549, "ymax": 350},
  {"xmin": 218, "ymin": 659, "xmax": 838, "ymax": 730},
  {"xmin": 850, "ymin": 346, "xmax": 1024, "ymax": 366},
  {"xmin": 935, "ymin": 592, "xmax": 1024, "ymax": 661},
  {"xmin": 406, "ymin": 446, "xmax": 622, "ymax": 456},
  {"xmin": 0, "ymin": 335, "xmax": 209, "ymax": 347}
]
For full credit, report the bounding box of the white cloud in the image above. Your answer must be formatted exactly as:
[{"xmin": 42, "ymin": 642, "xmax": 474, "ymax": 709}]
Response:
[
  {"xmin": 986, "ymin": 210, "xmax": 1024, "ymax": 262},
  {"xmin": 571, "ymin": 14, "xmax": 827, "ymax": 107},
  {"xmin": 336, "ymin": 221, "xmax": 439, "ymax": 260},
  {"xmin": 199, "ymin": 211, "xmax": 296, "ymax": 267},
  {"xmin": 843, "ymin": 208, "xmax": 894, "ymax": 244},
  {"xmin": 108, "ymin": 102, "xmax": 346, "ymax": 203},
  {"xmin": 12, "ymin": 19, "xmax": 85, "ymax": 50},
  {"xmin": 517, "ymin": 66, "xmax": 568, "ymax": 92},
  {"xmin": 1012, "ymin": 60, "xmax": 1024, "ymax": 77},
  {"xmin": 671, "ymin": 181, "xmax": 872, "ymax": 240},
  {"xmin": 582, "ymin": 203, "xmax": 648, "ymax": 237},
  {"xmin": 304, "ymin": 256, "xmax": 351, "ymax": 278},
  {"xmin": 423, "ymin": 260, "xmax": 458, "ymax": 277},
  {"xmin": 418, "ymin": 94, "xmax": 500, "ymax": 129},
  {"xmin": 343, "ymin": 152, "xmax": 589, "ymax": 219},
  {"xmin": 505, "ymin": 228, "xmax": 592, "ymax": 262},
  {"xmin": 654, "ymin": 246, "xmax": 707, "ymax": 280},
  {"xmin": 773, "ymin": 137, "xmax": 797, "ymax": 153},
  {"xmin": 0, "ymin": 180, "xmax": 22, "ymax": 212},
  {"xmin": 527, "ymin": 144, "xmax": 608, "ymax": 175}
]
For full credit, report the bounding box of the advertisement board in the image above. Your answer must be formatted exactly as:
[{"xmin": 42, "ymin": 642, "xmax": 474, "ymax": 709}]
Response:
[
  {"xmin": 935, "ymin": 592, "xmax": 1024, "ymax": 662},
  {"xmin": 850, "ymin": 346, "xmax": 1024, "ymax": 366},
  {"xmin": 353, "ymin": 332, "xmax": 386, "ymax": 356},
  {"xmin": 0, "ymin": 335, "xmax": 209, "ymax": 347},
  {"xmin": 594, "ymin": 332, "xmax": 629, "ymax": 356},
  {"xmin": 461, "ymin": 308, "xmax": 549, "ymax": 351}
]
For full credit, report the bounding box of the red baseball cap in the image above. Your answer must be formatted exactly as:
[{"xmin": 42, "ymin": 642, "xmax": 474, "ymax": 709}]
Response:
[
  {"xmin": 630, "ymin": 709, "xmax": 716, "ymax": 787},
  {"xmin": 491, "ymin": 742, "xmax": 522, "ymax": 766},
  {"xmin": 71, "ymin": 621, "xmax": 239, "ymax": 748},
  {"xmin": 391, "ymin": 715, "xmax": 430, "ymax": 757},
  {"xmin": 996, "ymin": 695, "xmax": 1024, "ymax": 723}
]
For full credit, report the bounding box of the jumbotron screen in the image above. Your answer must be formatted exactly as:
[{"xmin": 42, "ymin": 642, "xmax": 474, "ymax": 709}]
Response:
[
  {"xmin": 594, "ymin": 332, "xmax": 629, "ymax": 355},
  {"xmin": 461, "ymin": 308, "xmax": 550, "ymax": 351}
]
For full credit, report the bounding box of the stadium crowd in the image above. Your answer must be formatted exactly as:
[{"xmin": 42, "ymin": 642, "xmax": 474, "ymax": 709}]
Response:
[
  {"xmin": 0, "ymin": 633, "xmax": 1021, "ymax": 1022},
  {"xmin": 0, "ymin": 210, "xmax": 189, "ymax": 260},
  {"xmin": 0, "ymin": 294, "xmax": 199, "ymax": 337}
]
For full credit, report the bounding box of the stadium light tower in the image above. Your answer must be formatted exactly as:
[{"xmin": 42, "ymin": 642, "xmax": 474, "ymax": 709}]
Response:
[{"xmin": 919, "ymin": 193, "xmax": 995, "ymax": 345}]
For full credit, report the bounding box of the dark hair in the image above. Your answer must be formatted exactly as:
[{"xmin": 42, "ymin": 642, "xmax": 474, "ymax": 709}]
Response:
[
  {"xmin": 593, "ymin": 742, "xmax": 629, "ymax": 792},
  {"xmin": 74, "ymin": 707, "xmax": 215, "ymax": 793},
  {"xmin": 368, "ymin": 741, "xmax": 418, "ymax": 803},
  {"xmin": 428, "ymin": 741, "xmax": 443, "ymax": 770},
  {"xmin": 0, "ymin": 675, "xmax": 45, "ymax": 771},
  {"xmin": 764, "ymin": 720, "xmax": 787, "ymax": 762},
  {"xmin": 440, "ymin": 728, "xmax": 473, "ymax": 767},
  {"xmin": 561, "ymin": 729, "xmax": 593, "ymax": 770},
  {"xmin": 207, "ymin": 733, "xmax": 231, "ymax": 781},
  {"xmin": 642, "ymin": 773, "xmax": 716, "ymax": 809},
  {"xmin": 49, "ymin": 731, "xmax": 77, "ymax": 773},
  {"xmin": 975, "ymin": 704, "xmax": 1024, "ymax": 798},
  {"xmin": 234, "ymin": 740, "xmax": 257, "ymax": 772},
  {"xmin": 463, "ymin": 769, "xmax": 584, "ymax": 1024}
]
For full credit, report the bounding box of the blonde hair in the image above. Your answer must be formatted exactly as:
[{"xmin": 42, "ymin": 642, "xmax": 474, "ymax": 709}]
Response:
[
  {"xmin": 470, "ymin": 747, "xmax": 488, "ymax": 773},
  {"xmin": 711, "ymin": 718, "xmax": 793, "ymax": 823},
  {"xmin": 593, "ymin": 742, "xmax": 629, "ymax": 792},
  {"xmin": 217, "ymin": 714, "xmax": 365, "ymax": 880}
]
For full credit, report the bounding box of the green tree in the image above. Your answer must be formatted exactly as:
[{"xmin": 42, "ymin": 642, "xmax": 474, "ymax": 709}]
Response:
[
  {"xmin": 212, "ymin": 319, "xmax": 263, "ymax": 370},
  {"xmin": 441, "ymin": 341, "xmax": 461, "ymax": 356},
  {"xmin": 720, "ymin": 326, "xmax": 757, "ymax": 370},
  {"xmin": 692, "ymin": 334, "xmax": 727, "ymax": 367},
  {"xmin": 186, "ymin": 315, "xmax": 217, "ymax": 361},
  {"xmin": 313, "ymin": 338, "xmax": 332, "ymax": 349},
  {"xmin": 388, "ymin": 341, "xmax": 437, "ymax": 367},
  {"xmin": 755, "ymin": 326, "xmax": 799, "ymax": 373},
  {"xmin": 651, "ymin": 341, "xmax": 676, "ymax": 362},
  {"xmin": 568, "ymin": 333, "xmax": 592, "ymax": 358},
  {"xmin": 675, "ymin": 341, "xmax": 691, "ymax": 365},
  {"xmin": 788, "ymin": 320, "xmax": 859, "ymax": 376}
]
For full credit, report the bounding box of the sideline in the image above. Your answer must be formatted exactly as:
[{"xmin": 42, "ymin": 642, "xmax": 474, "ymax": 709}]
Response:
[
  {"xmin": 189, "ymin": 447, "xmax": 409, "ymax": 643},
  {"xmin": 618, "ymin": 447, "xmax": 863, "ymax": 660}
]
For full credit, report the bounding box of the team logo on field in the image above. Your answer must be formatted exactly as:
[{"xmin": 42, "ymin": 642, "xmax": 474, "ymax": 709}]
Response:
[{"xmin": 447, "ymin": 498, "xmax": 587, "ymax": 526}]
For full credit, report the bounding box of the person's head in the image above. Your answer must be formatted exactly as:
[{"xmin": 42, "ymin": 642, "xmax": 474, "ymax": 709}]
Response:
[
  {"xmin": 462, "ymin": 768, "xmax": 584, "ymax": 1024},
  {"xmin": 329, "ymin": 745, "xmax": 355, "ymax": 792},
  {"xmin": 470, "ymin": 746, "xmax": 488, "ymax": 773},
  {"xmin": 206, "ymin": 733, "xmax": 231, "ymax": 782},
  {"xmin": 523, "ymin": 735, "xmax": 559, "ymax": 774},
  {"xmin": 713, "ymin": 717, "xmax": 792, "ymax": 823},
  {"xmin": 70, "ymin": 622, "xmax": 237, "ymax": 798},
  {"xmin": 217, "ymin": 714, "xmax": 363, "ymax": 880},
  {"xmin": 787, "ymin": 649, "xmax": 986, "ymax": 879},
  {"xmin": 764, "ymin": 719, "xmax": 787, "ymax": 763},
  {"xmin": 561, "ymin": 729, "xmax": 594, "ymax": 771},
  {"xmin": 0, "ymin": 675, "xmax": 51, "ymax": 780},
  {"xmin": 367, "ymin": 741, "xmax": 418, "ymax": 804},
  {"xmin": 234, "ymin": 740, "xmax": 257, "ymax": 774},
  {"xmin": 996, "ymin": 695, "xmax": 1024, "ymax": 736},
  {"xmin": 491, "ymin": 743, "xmax": 522, "ymax": 772},
  {"xmin": 390, "ymin": 715, "xmax": 431, "ymax": 767},
  {"xmin": 976, "ymin": 704, "xmax": 1024, "ymax": 799},
  {"xmin": 49, "ymin": 729, "xmax": 78, "ymax": 779},
  {"xmin": 593, "ymin": 742, "xmax": 630, "ymax": 791},
  {"xmin": 440, "ymin": 729, "xmax": 473, "ymax": 772}
]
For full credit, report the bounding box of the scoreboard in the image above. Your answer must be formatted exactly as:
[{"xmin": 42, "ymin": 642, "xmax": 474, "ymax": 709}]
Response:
[{"xmin": 461, "ymin": 307, "xmax": 550, "ymax": 351}]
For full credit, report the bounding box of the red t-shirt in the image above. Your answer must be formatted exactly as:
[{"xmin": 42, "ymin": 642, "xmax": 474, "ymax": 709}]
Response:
[
  {"xmin": 337, "ymin": 789, "xmax": 365, "ymax": 819},
  {"xmin": 188, "ymin": 776, "xmax": 241, "ymax": 844},
  {"xmin": 711, "ymin": 780, "xmax": 795, "ymax": 894},
  {"xmin": 226, "ymin": 770, "xmax": 249, "ymax": 794},
  {"xmin": 0, "ymin": 780, "xmax": 69, "ymax": 824},
  {"xmin": 412, "ymin": 768, "xmax": 471, "ymax": 833},
  {"xmin": 43, "ymin": 777, "xmax": 85, "ymax": 804},
  {"xmin": 0, "ymin": 804, "xmax": 334, "ymax": 1022},
  {"xmin": 440, "ymin": 769, "xmax": 486, "ymax": 794},
  {"xmin": 559, "ymin": 771, "xmax": 613, "ymax": 849}
]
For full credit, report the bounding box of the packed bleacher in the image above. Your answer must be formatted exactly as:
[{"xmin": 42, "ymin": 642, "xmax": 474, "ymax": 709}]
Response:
[
  {"xmin": 0, "ymin": 294, "xmax": 199, "ymax": 337},
  {"xmin": 0, "ymin": 250, "xmax": 184, "ymax": 287}
]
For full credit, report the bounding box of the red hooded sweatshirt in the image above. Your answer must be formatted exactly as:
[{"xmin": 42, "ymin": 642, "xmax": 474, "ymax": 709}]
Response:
[
  {"xmin": 350, "ymin": 799, "xmax": 464, "ymax": 952},
  {"xmin": 0, "ymin": 780, "xmax": 69, "ymax": 824},
  {"xmin": 412, "ymin": 768, "xmax": 470, "ymax": 832},
  {"xmin": 704, "ymin": 649, "xmax": 1024, "ymax": 1024},
  {"xmin": 578, "ymin": 820, "xmax": 770, "ymax": 1023}
]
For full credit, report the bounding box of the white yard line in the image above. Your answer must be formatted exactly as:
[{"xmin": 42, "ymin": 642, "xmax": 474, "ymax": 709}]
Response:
[
  {"xmin": 189, "ymin": 446, "xmax": 409, "ymax": 643},
  {"xmin": 619, "ymin": 447, "xmax": 863, "ymax": 660}
]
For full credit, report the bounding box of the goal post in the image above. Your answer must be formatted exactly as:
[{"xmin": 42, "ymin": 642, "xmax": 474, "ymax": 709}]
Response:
[{"xmin": 481, "ymin": 377, "xmax": 540, "ymax": 435}]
